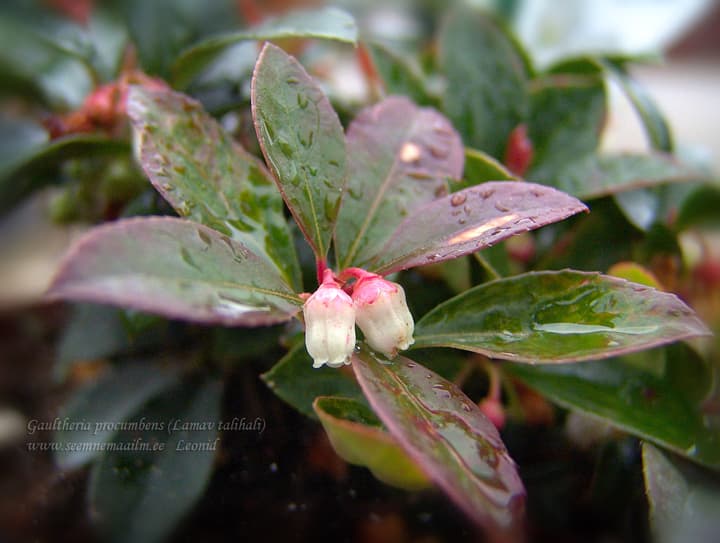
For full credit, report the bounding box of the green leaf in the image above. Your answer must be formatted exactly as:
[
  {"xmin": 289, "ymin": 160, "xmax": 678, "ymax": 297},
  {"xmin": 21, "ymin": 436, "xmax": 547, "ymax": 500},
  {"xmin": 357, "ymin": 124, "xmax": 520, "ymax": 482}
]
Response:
[
  {"xmin": 352, "ymin": 349, "xmax": 525, "ymax": 537},
  {"xmin": 369, "ymin": 182, "xmax": 587, "ymax": 275},
  {"xmin": 439, "ymin": 6, "xmax": 529, "ymax": 158},
  {"xmin": 458, "ymin": 148, "xmax": 517, "ymax": 190},
  {"xmin": 313, "ymin": 396, "xmax": 430, "ymax": 490},
  {"xmin": 117, "ymin": 0, "xmax": 239, "ymax": 77},
  {"xmin": 414, "ymin": 270, "xmax": 710, "ymax": 363},
  {"xmin": 335, "ymin": 96, "xmax": 464, "ymax": 269},
  {"xmin": 128, "ymin": 86, "xmax": 301, "ymax": 291},
  {"xmin": 174, "ymin": 6, "xmax": 357, "ymax": 88},
  {"xmin": 89, "ymin": 379, "xmax": 221, "ymax": 543},
  {"xmin": 603, "ymin": 61, "xmax": 674, "ymax": 152},
  {"xmin": 261, "ymin": 342, "xmax": 365, "ymax": 419},
  {"xmin": 675, "ymin": 184, "xmax": 720, "ymax": 231},
  {"xmin": 0, "ymin": 116, "xmax": 127, "ymax": 213},
  {"xmin": 252, "ymin": 43, "xmax": 346, "ymax": 260},
  {"xmin": 55, "ymin": 304, "xmax": 132, "ymax": 380},
  {"xmin": 505, "ymin": 343, "xmax": 719, "ymax": 468},
  {"xmin": 54, "ymin": 362, "xmax": 178, "ymax": 469},
  {"xmin": 528, "ymin": 75, "xmax": 606, "ymax": 181},
  {"xmin": 543, "ymin": 153, "xmax": 709, "ymax": 200},
  {"xmin": 549, "ymin": 55, "xmax": 674, "ymax": 153},
  {"xmin": 367, "ymin": 42, "xmax": 435, "ymax": 106},
  {"xmin": 47, "ymin": 217, "xmax": 302, "ymax": 326},
  {"xmin": 643, "ymin": 443, "xmax": 720, "ymax": 543}
]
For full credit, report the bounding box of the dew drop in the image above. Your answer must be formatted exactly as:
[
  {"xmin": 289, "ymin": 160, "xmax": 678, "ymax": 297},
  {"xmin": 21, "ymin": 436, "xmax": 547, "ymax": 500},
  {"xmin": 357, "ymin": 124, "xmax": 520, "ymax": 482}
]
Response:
[
  {"xmin": 297, "ymin": 93, "xmax": 309, "ymax": 109},
  {"xmin": 161, "ymin": 183, "xmax": 173, "ymax": 191},
  {"xmin": 180, "ymin": 247, "xmax": 200, "ymax": 271},
  {"xmin": 425, "ymin": 373, "xmax": 433, "ymax": 379},
  {"xmin": 463, "ymin": 205, "xmax": 472, "ymax": 215},
  {"xmin": 429, "ymin": 144, "xmax": 449, "ymax": 159},
  {"xmin": 494, "ymin": 201, "xmax": 511, "ymax": 212},
  {"xmin": 286, "ymin": 76, "xmax": 299, "ymax": 85},
  {"xmin": 348, "ymin": 186, "xmax": 363, "ymax": 200},
  {"xmin": 324, "ymin": 195, "xmax": 337, "ymax": 221},
  {"xmin": 278, "ymin": 138, "xmax": 294, "ymax": 158},
  {"xmin": 197, "ymin": 229, "xmax": 212, "ymax": 247},
  {"xmin": 431, "ymin": 383, "xmax": 452, "ymax": 399},
  {"xmin": 173, "ymin": 165, "xmax": 186, "ymax": 175},
  {"xmin": 450, "ymin": 193, "xmax": 467, "ymax": 207},
  {"xmin": 458, "ymin": 218, "xmax": 466, "ymax": 225},
  {"xmin": 461, "ymin": 403, "xmax": 472, "ymax": 412},
  {"xmin": 406, "ymin": 362, "xmax": 416, "ymax": 368}
]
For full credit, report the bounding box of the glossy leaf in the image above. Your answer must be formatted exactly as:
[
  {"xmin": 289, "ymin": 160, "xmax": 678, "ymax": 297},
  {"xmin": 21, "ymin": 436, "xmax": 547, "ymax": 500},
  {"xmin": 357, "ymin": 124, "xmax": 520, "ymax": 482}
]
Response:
[
  {"xmin": 414, "ymin": 270, "xmax": 710, "ymax": 363},
  {"xmin": 352, "ymin": 349, "xmax": 525, "ymax": 537},
  {"xmin": 504, "ymin": 343, "xmax": 719, "ymax": 467},
  {"xmin": 261, "ymin": 343, "xmax": 364, "ymax": 419},
  {"xmin": 47, "ymin": 217, "xmax": 302, "ymax": 326},
  {"xmin": 528, "ymin": 75, "xmax": 606, "ymax": 181},
  {"xmin": 252, "ymin": 43, "xmax": 346, "ymax": 259},
  {"xmin": 54, "ymin": 363, "xmax": 178, "ymax": 469},
  {"xmin": 174, "ymin": 6, "xmax": 357, "ymax": 88},
  {"xmin": 313, "ymin": 396, "xmax": 430, "ymax": 490},
  {"xmin": 458, "ymin": 148, "xmax": 517, "ymax": 190},
  {"xmin": 370, "ymin": 182, "xmax": 587, "ymax": 275},
  {"xmin": 544, "ymin": 153, "xmax": 709, "ymax": 200},
  {"xmin": 367, "ymin": 42, "xmax": 434, "ymax": 106},
  {"xmin": 643, "ymin": 443, "xmax": 720, "ymax": 543},
  {"xmin": 335, "ymin": 96, "xmax": 464, "ymax": 269},
  {"xmin": 89, "ymin": 379, "xmax": 221, "ymax": 543},
  {"xmin": 128, "ymin": 86, "xmax": 301, "ymax": 290},
  {"xmin": 439, "ymin": 6, "xmax": 529, "ymax": 158}
]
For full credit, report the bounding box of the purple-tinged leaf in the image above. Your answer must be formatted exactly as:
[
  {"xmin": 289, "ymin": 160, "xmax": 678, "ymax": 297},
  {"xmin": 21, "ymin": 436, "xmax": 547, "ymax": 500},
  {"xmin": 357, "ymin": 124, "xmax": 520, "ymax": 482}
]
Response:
[
  {"xmin": 370, "ymin": 181, "xmax": 587, "ymax": 275},
  {"xmin": 352, "ymin": 349, "xmax": 526, "ymax": 539},
  {"xmin": 414, "ymin": 270, "xmax": 711, "ymax": 363},
  {"xmin": 128, "ymin": 86, "xmax": 301, "ymax": 291},
  {"xmin": 251, "ymin": 43, "xmax": 346, "ymax": 260},
  {"xmin": 335, "ymin": 96, "xmax": 464, "ymax": 269},
  {"xmin": 47, "ymin": 217, "xmax": 302, "ymax": 326}
]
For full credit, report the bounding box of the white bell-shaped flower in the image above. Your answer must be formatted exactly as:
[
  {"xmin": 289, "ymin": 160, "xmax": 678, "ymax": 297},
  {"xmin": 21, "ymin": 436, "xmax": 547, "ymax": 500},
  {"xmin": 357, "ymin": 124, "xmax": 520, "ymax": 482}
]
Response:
[
  {"xmin": 303, "ymin": 271, "xmax": 356, "ymax": 369},
  {"xmin": 352, "ymin": 275, "xmax": 415, "ymax": 357}
]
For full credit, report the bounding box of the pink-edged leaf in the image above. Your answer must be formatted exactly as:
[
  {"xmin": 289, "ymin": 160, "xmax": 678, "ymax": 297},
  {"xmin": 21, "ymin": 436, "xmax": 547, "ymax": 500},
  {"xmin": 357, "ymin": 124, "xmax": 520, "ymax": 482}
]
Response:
[
  {"xmin": 251, "ymin": 42, "xmax": 346, "ymax": 259},
  {"xmin": 370, "ymin": 181, "xmax": 587, "ymax": 275},
  {"xmin": 352, "ymin": 349, "xmax": 526, "ymax": 539},
  {"xmin": 127, "ymin": 86, "xmax": 301, "ymax": 291},
  {"xmin": 47, "ymin": 217, "xmax": 302, "ymax": 326},
  {"xmin": 335, "ymin": 96, "xmax": 464, "ymax": 269},
  {"xmin": 414, "ymin": 270, "xmax": 711, "ymax": 363}
]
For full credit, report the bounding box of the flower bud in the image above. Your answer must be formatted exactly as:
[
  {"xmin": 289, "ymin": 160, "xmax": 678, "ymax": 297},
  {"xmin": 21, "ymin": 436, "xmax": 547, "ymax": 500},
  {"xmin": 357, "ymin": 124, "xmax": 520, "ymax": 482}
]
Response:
[
  {"xmin": 303, "ymin": 278, "xmax": 356, "ymax": 369},
  {"xmin": 352, "ymin": 275, "xmax": 414, "ymax": 357}
]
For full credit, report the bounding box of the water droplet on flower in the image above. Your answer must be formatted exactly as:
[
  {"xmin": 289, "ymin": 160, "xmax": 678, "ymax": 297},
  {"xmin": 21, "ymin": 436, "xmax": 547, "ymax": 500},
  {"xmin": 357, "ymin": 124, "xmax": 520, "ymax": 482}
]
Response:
[
  {"xmin": 494, "ymin": 201, "xmax": 511, "ymax": 212},
  {"xmin": 297, "ymin": 93, "xmax": 309, "ymax": 109},
  {"xmin": 348, "ymin": 186, "xmax": 363, "ymax": 200},
  {"xmin": 197, "ymin": 229, "xmax": 212, "ymax": 247},
  {"xmin": 286, "ymin": 77, "xmax": 299, "ymax": 85},
  {"xmin": 406, "ymin": 362, "xmax": 416, "ymax": 368}
]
